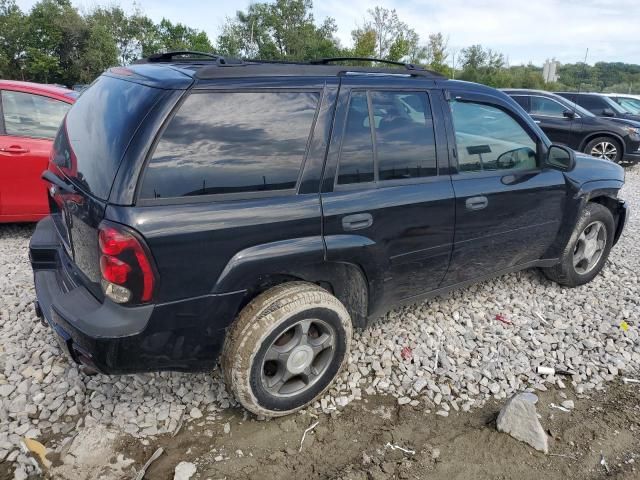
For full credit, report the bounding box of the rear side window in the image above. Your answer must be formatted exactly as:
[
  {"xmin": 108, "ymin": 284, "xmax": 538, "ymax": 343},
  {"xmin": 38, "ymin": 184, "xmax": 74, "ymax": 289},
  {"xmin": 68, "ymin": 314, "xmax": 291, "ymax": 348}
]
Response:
[
  {"xmin": 530, "ymin": 97, "xmax": 566, "ymax": 117},
  {"xmin": 54, "ymin": 75, "xmax": 163, "ymax": 200},
  {"xmin": 337, "ymin": 90, "xmax": 437, "ymax": 185},
  {"xmin": 2, "ymin": 90, "xmax": 70, "ymax": 139},
  {"xmin": 510, "ymin": 95, "xmax": 530, "ymax": 111},
  {"xmin": 140, "ymin": 91, "xmax": 319, "ymax": 199}
]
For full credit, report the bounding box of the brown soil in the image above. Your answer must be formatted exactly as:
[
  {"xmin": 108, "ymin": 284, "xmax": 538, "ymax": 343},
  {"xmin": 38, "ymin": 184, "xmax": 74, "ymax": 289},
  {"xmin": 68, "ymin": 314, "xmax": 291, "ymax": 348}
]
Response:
[
  {"xmin": 143, "ymin": 380, "xmax": 639, "ymax": 480},
  {"xmin": 3, "ymin": 380, "xmax": 639, "ymax": 479}
]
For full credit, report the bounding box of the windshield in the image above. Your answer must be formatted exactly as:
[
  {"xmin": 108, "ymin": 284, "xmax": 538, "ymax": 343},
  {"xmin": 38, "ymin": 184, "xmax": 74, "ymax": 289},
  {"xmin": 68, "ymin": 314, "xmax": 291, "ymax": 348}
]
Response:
[
  {"xmin": 562, "ymin": 99, "xmax": 595, "ymax": 117},
  {"xmin": 615, "ymin": 97, "xmax": 640, "ymax": 115},
  {"xmin": 601, "ymin": 95, "xmax": 627, "ymax": 114},
  {"xmin": 53, "ymin": 75, "xmax": 163, "ymax": 200}
]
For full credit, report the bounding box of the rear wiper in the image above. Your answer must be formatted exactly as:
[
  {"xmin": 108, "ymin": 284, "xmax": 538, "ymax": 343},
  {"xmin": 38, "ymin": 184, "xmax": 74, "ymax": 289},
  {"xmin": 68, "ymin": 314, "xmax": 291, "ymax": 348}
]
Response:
[{"xmin": 42, "ymin": 170, "xmax": 77, "ymax": 194}]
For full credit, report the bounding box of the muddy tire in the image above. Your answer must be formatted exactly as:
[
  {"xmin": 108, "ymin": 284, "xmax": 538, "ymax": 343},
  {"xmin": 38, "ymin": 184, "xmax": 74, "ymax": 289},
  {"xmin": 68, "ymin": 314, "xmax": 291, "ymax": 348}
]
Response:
[
  {"xmin": 542, "ymin": 202, "xmax": 615, "ymax": 287},
  {"xmin": 221, "ymin": 282, "xmax": 352, "ymax": 417}
]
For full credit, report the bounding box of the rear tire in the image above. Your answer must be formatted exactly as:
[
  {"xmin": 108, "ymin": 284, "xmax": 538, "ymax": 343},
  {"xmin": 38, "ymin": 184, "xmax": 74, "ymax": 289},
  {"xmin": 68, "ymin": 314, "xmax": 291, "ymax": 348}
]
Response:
[
  {"xmin": 584, "ymin": 136, "xmax": 622, "ymax": 163},
  {"xmin": 221, "ymin": 282, "xmax": 352, "ymax": 417},
  {"xmin": 542, "ymin": 203, "xmax": 615, "ymax": 287}
]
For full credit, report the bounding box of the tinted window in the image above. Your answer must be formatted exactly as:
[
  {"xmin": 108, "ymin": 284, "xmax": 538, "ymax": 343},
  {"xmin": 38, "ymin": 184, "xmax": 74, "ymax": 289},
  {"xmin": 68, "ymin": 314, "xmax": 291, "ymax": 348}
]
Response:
[
  {"xmin": 511, "ymin": 95, "xmax": 530, "ymax": 111},
  {"xmin": 141, "ymin": 92, "xmax": 319, "ymax": 198},
  {"xmin": 337, "ymin": 91, "xmax": 437, "ymax": 185},
  {"xmin": 530, "ymin": 96, "xmax": 567, "ymax": 117},
  {"xmin": 2, "ymin": 90, "xmax": 70, "ymax": 139},
  {"xmin": 53, "ymin": 75, "xmax": 163, "ymax": 200},
  {"xmin": 337, "ymin": 92, "xmax": 374, "ymax": 185},
  {"xmin": 450, "ymin": 101, "xmax": 537, "ymax": 172},
  {"xmin": 576, "ymin": 95, "xmax": 607, "ymax": 111},
  {"xmin": 371, "ymin": 91, "xmax": 437, "ymax": 180}
]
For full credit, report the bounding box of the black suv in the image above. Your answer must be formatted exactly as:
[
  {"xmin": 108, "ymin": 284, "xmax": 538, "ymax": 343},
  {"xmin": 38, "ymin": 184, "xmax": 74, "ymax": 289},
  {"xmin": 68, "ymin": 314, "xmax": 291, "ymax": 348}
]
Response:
[
  {"xmin": 504, "ymin": 89, "xmax": 640, "ymax": 163},
  {"xmin": 558, "ymin": 92, "xmax": 640, "ymax": 123},
  {"xmin": 30, "ymin": 53, "xmax": 628, "ymax": 417}
]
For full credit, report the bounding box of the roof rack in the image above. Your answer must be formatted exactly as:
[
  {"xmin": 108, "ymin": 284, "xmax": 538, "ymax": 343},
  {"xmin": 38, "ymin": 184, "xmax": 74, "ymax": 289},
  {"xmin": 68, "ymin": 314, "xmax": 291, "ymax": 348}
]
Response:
[
  {"xmin": 135, "ymin": 51, "xmax": 446, "ymax": 80},
  {"xmin": 139, "ymin": 51, "xmax": 234, "ymax": 65},
  {"xmin": 309, "ymin": 57, "xmax": 444, "ymax": 77}
]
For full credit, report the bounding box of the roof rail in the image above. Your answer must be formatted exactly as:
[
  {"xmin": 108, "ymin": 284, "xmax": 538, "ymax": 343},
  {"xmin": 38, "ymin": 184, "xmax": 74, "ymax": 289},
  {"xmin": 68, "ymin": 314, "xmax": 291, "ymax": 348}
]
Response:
[
  {"xmin": 309, "ymin": 57, "xmax": 444, "ymax": 77},
  {"xmin": 141, "ymin": 51, "xmax": 231, "ymax": 65}
]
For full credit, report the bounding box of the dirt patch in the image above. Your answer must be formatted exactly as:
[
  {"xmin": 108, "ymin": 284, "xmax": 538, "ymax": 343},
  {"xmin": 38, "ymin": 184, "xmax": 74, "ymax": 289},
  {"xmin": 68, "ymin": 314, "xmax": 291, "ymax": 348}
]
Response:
[
  {"xmin": 3, "ymin": 381, "xmax": 638, "ymax": 480},
  {"xmin": 144, "ymin": 380, "xmax": 639, "ymax": 479}
]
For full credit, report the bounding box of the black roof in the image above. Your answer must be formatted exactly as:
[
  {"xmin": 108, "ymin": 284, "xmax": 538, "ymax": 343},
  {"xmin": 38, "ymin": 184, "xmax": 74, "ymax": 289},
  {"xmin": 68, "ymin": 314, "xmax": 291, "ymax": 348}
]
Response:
[{"xmin": 132, "ymin": 51, "xmax": 446, "ymax": 80}]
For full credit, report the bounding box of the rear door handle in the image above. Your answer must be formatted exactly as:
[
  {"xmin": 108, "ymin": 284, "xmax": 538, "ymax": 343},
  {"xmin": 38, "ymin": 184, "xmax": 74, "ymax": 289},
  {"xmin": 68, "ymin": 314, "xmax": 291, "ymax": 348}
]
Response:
[
  {"xmin": 0, "ymin": 145, "xmax": 30, "ymax": 154},
  {"xmin": 465, "ymin": 196, "xmax": 488, "ymax": 211},
  {"xmin": 342, "ymin": 213, "xmax": 373, "ymax": 231},
  {"xmin": 534, "ymin": 120, "xmax": 541, "ymax": 124}
]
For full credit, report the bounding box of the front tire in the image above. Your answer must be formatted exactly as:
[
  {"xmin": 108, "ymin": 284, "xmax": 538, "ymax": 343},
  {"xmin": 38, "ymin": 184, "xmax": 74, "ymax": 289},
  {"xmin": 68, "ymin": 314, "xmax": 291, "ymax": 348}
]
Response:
[
  {"xmin": 542, "ymin": 203, "xmax": 615, "ymax": 287},
  {"xmin": 584, "ymin": 136, "xmax": 622, "ymax": 163},
  {"xmin": 222, "ymin": 282, "xmax": 352, "ymax": 417}
]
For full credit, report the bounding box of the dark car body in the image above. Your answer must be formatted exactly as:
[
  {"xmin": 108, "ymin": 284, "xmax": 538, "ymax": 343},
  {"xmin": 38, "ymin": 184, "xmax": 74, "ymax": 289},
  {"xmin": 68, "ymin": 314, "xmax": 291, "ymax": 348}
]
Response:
[
  {"xmin": 558, "ymin": 92, "xmax": 640, "ymax": 124},
  {"xmin": 29, "ymin": 59, "xmax": 628, "ymax": 374},
  {"xmin": 504, "ymin": 89, "xmax": 640, "ymax": 163}
]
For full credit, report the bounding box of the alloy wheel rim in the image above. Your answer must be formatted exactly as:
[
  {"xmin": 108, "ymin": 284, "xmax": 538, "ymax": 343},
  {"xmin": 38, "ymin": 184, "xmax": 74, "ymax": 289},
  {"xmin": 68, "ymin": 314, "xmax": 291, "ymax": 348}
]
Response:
[
  {"xmin": 590, "ymin": 142, "xmax": 617, "ymax": 161},
  {"xmin": 573, "ymin": 220, "xmax": 607, "ymax": 275},
  {"xmin": 260, "ymin": 318, "xmax": 336, "ymax": 397}
]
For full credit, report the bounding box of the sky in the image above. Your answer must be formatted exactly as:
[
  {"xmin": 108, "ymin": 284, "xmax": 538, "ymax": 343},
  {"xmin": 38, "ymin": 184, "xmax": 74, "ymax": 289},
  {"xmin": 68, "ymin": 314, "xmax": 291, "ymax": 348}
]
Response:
[{"xmin": 14, "ymin": 0, "xmax": 640, "ymax": 66}]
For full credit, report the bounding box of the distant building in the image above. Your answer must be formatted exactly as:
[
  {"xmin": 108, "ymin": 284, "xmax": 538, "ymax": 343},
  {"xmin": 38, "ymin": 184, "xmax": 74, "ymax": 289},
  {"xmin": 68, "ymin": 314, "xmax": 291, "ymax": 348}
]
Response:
[{"xmin": 543, "ymin": 58, "xmax": 560, "ymax": 83}]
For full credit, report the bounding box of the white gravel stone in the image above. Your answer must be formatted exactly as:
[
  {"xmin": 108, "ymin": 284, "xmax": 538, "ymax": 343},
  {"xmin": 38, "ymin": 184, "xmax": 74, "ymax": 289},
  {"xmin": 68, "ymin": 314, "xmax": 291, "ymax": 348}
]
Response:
[{"xmin": 1, "ymin": 167, "xmax": 639, "ymax": 471}]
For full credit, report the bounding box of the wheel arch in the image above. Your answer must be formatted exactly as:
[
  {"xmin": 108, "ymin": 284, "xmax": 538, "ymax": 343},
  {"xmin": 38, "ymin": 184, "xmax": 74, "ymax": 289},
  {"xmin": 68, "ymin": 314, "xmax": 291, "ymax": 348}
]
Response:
[
  {"xmin": 579, "ymin": 132, "xmax": 626, "ymax": 157},
  {"xmin": 213, "ymin": 237, "xmax": 370, "ymax": 328}
]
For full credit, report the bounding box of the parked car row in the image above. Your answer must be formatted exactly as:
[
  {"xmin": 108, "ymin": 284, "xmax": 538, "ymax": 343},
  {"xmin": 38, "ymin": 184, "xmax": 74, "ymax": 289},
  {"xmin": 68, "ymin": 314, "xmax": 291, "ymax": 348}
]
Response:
[{"xmin": 503, "ymin": 89, "xmax": 640, "ymax": 163}]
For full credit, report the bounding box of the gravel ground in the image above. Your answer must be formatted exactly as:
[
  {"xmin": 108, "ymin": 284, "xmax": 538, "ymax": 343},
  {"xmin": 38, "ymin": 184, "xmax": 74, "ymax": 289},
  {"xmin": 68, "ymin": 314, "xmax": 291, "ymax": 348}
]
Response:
[{"xmin": 1, "ymin": 166, "xmax": 639, "ymax": 478}]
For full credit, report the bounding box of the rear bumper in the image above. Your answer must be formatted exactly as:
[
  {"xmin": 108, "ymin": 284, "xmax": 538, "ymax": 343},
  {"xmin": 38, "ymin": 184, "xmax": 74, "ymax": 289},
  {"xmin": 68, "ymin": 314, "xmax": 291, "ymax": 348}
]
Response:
[{"xmin": 30, "ymin": 216, "xmax": 246, "ymax": 374}]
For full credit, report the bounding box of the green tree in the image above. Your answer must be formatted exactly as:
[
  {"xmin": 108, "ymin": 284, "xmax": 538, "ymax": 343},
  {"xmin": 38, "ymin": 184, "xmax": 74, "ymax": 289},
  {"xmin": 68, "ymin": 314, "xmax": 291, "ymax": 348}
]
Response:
[
  {"xmin": 0, "ymin": 0, "xmax": 27, "ymax": 78},
  {"xmin": 218, "ymin": 0, "xmax": 341, "ymax": 60},
  {"xmin": 155, "ymin": 18, "xmax": 215, "ymax": 53}
]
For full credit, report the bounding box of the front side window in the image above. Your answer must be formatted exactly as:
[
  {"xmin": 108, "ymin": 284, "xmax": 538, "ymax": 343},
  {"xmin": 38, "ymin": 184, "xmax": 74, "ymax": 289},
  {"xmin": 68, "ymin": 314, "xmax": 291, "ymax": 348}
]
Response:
[
  {"xmin": 450, "ymin": 100, "xmax": 537, "ymax": 172},
  {"xmin": 337, "ymin": 90, "xmax": 437, "ymax": 185},
  {"xmin": 530, "ymin": 97, "xmax": 567, "ymax": 117},
  {"xmin": 141, "ymin": 91, "xmax": 320, "ymax": 199},
  {"xmin": 2, "ymin": 90, "xmax": 70, "ymax": 139}
]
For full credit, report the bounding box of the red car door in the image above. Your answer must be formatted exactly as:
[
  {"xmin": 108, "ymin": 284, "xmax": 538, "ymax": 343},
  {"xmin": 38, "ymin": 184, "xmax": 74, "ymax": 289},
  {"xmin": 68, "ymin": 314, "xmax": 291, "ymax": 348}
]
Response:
[{"xmin": 0, "ymin": 88, "xmax": 72, "ymax": 222}]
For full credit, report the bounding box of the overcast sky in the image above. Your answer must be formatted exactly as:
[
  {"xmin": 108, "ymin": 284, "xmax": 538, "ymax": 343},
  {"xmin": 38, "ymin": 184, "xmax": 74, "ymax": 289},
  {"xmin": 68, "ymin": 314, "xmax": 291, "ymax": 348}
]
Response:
[{"xmin": 15, "ymin": 0, "xmax": 640, "ymax": 66}]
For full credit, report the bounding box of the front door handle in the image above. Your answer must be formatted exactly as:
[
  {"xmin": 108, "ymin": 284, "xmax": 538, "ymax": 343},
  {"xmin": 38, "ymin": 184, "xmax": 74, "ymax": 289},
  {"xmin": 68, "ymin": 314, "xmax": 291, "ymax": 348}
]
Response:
[
  {"xmin": 465, "ymin": 196, "xmax": 488, "ymax": 211},
  {"xmin": 342, "ymin": 213, "xmax": 373, "ymax": 231},
  {"xmin": 0, "ymin": 145, "xmax": 30, "ymax": 154}
]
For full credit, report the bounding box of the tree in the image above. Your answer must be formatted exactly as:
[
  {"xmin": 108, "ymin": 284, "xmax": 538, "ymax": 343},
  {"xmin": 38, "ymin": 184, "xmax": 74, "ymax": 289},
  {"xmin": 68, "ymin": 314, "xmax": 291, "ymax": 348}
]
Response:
[
  {"xmin": 0, "ymin": 0, "xmax": 27, "ymax": 78},
  {"xmin": 217, "ymin": 0, "xmax": 341, "ymax": 60}
]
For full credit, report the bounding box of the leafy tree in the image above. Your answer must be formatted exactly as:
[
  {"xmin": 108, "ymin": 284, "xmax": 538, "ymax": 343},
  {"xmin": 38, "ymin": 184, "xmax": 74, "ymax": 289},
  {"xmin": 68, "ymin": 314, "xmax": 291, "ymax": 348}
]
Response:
[
  {"xmin": 0, "ymin": 0, "xmax": 27, "ymax": 78},
  {"xmin": 217, "ymin": 0, "xmax": 340, "ymax": 60}
]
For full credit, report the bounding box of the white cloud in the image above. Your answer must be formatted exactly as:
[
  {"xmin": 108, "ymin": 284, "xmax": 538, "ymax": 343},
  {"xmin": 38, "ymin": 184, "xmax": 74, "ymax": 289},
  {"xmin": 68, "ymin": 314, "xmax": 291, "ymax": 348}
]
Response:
[{"xmin": 14, "ymin": 0, "xmax": 640, "ymax": 65}]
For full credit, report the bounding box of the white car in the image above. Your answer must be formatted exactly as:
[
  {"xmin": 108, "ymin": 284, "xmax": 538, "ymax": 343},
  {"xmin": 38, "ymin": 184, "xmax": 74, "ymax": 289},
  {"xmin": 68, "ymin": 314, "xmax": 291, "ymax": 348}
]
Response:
[{"xmin": 603, "ymin": 93, "xmax": 640, "ymax": 115}]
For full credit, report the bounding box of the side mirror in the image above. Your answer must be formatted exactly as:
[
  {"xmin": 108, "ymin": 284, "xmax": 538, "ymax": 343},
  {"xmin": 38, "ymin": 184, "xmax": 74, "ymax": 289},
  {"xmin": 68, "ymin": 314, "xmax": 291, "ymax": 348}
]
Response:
[
  {"xmin": 562, "ymin": 109, "xmax": 576, "ymax": 119},
  {"xmin": 545, "ymin": 144, "xmax": 576, "ymax": 171},
  {"xmin": 602, "ymin": 108, "xmax": 615, "ymax": 117}
]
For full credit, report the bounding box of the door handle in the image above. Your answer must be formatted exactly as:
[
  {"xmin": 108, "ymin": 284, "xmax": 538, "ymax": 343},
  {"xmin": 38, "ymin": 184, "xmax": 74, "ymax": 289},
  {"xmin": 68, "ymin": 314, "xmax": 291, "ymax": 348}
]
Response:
[
  {"xmin": 534, "ymin": 120, "xmax": 541, "ymax": 124},
  {"xmin": 0, "ymin": 145, "xmax": 30, "ymax": 154},
  {"xmin": 342, "ymin": 213, "xmax": 373, "ymax": 231},
  {"xmin": 465, "ymin": 196, "xmax": 488, "ymax": 211}
]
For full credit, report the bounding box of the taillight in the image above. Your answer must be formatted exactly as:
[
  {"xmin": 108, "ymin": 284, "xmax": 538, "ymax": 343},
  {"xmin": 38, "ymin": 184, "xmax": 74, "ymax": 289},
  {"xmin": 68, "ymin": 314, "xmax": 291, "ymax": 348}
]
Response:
[{"xmin": 98, "ymin": 222, "xmax": 156, "ymax": 304}]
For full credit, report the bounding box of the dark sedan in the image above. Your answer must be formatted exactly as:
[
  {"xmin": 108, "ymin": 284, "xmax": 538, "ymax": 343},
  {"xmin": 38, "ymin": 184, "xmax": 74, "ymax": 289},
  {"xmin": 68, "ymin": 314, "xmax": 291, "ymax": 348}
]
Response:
[{"xmin": 504, "ymin": 89, "xmax": 640, "ymax": 163}]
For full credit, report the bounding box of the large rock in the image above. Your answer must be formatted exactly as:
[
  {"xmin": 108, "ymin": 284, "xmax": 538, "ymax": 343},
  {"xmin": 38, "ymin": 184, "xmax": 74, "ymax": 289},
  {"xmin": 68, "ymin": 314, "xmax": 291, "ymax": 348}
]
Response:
[
  {"xmin": 496, "ymin": 393, "xmax": 548, "ymax": 453},
  {"xmin": 174, "ymin": 461, "xmax": 197, "ymax": 480}
]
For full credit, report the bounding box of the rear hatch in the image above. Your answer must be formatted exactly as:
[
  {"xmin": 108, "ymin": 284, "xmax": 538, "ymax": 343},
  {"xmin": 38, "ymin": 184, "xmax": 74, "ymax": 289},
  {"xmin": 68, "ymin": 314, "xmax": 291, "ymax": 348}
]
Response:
[{"xmin": 47, "ymin": 74, "xmax": 165, "ymax": 298}]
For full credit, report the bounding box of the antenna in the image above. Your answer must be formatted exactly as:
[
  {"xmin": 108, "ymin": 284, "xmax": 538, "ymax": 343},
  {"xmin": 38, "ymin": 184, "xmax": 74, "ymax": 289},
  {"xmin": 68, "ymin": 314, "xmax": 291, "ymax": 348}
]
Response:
[{"xmin": 578, "ymin": 47, "xmax": 589, "ymax": 94}]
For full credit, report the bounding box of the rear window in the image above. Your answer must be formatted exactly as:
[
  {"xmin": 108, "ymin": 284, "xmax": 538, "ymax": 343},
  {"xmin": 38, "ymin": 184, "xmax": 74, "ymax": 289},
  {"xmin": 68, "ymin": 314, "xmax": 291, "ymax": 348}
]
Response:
[
  {"xmin": 140, "ymin": 91, "xmax": 320, "ymax": 199},
  {"xmin": 53, "ymin": 75, "xmax": 163, "ymax": 200}
]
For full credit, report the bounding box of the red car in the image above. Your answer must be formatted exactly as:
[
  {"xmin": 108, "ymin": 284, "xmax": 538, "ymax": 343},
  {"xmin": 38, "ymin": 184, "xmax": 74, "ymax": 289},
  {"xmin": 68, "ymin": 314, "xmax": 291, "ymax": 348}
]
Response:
[{"xmin": 0, "ymin": 80, "xmax": 76, "ymax": 222}]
